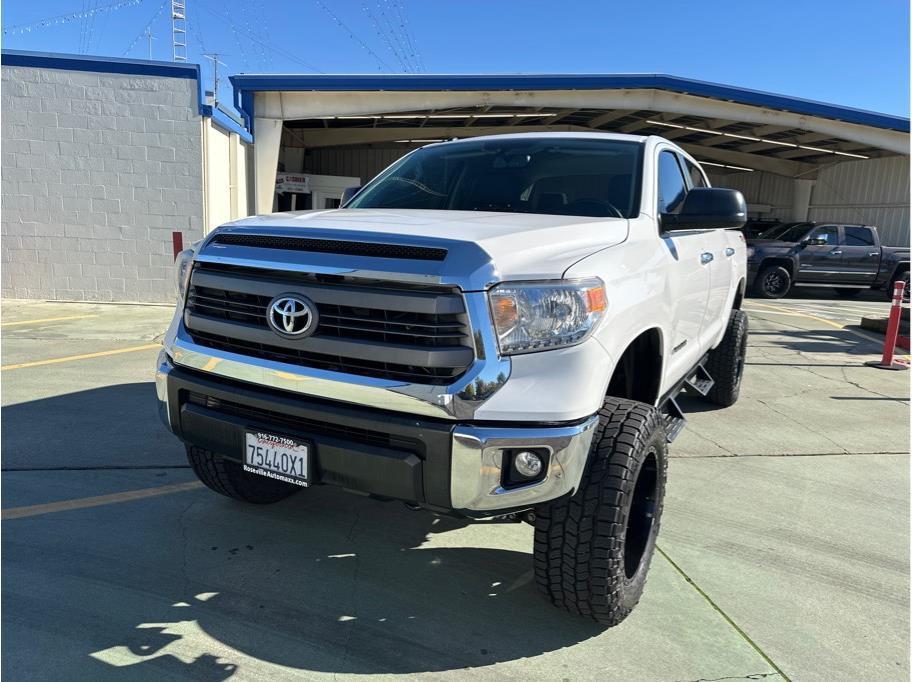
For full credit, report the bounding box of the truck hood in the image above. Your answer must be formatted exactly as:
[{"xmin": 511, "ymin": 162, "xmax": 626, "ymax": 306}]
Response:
[
  {"xmin": 218, "ymin": 208, "xmax": 629, "ymax": 283},
  {"xmin": 747, "ymin": 239, "xmax": 797, "ymax": 249}
]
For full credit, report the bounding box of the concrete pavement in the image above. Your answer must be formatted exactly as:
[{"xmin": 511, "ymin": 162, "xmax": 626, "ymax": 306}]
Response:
[{"xmin": 1, "ymin": 296, "xmax": 908, "ymax": 680}]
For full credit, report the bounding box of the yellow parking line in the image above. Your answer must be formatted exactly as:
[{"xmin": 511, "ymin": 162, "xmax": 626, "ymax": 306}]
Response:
[
  {"xmin": 2, "ymin": 481, "xmax": 204, "ymax": 520},
  {"xmin": 1, "ymin": 314, "xmax": 98, "ymax": 327},
  {"xmin": 1, "ymin": 343, "xmax": 160, "ymax": 371},
  {"xmin": 742, "ymin": 307, "xmax": 808, "ymax": 318},
  {"xmin": 747, "ymin": 301, "xmax": 908, "ymax": 355}
]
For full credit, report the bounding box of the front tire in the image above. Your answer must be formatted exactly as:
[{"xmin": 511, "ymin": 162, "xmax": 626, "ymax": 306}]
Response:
[
  {"xmin": 754, "ymin": 264, "xmax": 791, "ymax": 298},
  {"xmin": 186, "ymin": 445, "xmax": 300, "ymax": 504},
  {"xmin": 704, "ymin": 309, "xmax": 749, "ymax": 407},
  {"xmin": 534, "ymin": 398, "xmax": 668, "ymax": 626}
]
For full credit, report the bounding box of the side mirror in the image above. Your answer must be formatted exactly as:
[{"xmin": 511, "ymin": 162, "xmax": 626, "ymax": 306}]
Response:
[
  {"xmin": 661, "ymin": 188, "xmax": 747, "ymax": 231},
  {"xmin": 802, "ymin": 237, "xmax": 828, "ymax": 246},
  {"xmin": 341, "ymin": 186, "xmax": 362, "ymax": 206}
]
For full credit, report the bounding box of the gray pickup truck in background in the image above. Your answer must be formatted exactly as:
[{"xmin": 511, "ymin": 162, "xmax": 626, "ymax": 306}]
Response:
[{"xmin": 747, "ymin": 223, "xmax": 909, "ymax": 299}]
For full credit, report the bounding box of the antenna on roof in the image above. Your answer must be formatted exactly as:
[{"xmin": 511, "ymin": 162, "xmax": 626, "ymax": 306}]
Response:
[
  {"xmin": 144, "ymin": 27, "xmax": 156, "ymax": 60},
  {"xmin": 202, "ymin": 53, "xmax": 229, "ymax": 107}
]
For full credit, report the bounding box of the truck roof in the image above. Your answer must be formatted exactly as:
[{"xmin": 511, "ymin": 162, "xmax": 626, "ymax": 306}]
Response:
[{"xmin": 426, "ymin": 131, "xmax": 651, "ymax": 146}]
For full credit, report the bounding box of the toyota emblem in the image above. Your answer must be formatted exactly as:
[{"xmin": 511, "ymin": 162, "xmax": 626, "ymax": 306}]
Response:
[{"xmin": 266, "ymin": 294, "xmax": 318, "ymax": 338}]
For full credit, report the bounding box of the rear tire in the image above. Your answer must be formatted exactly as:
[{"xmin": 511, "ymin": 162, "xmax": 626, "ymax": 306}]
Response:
[
  {"xmin": 186, "ymin": 445, "xmax": 300, "ymax": 504},
  {"xmin": 704, "ymin": 309, "xmax": 749, "ymax": 407},
  {"xmin": 534, "ymin": 398, "xmax": 668, "ymax": 627},
  {"xmin": 754, "ymin": 264, "xmax": 791, "ymax": 298},
  {"xmin": 886, "ymin": 270, "xmax": 910, "ymax": 302}
]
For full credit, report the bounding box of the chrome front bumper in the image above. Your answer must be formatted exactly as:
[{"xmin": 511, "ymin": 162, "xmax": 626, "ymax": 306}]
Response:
[
  {"xmin": 450, "ymin": 417, "xmax": 599, "ymax": 512},
  {"xmin": 157, "ymin": 350, "xmax": 598, "ymax": 513}
]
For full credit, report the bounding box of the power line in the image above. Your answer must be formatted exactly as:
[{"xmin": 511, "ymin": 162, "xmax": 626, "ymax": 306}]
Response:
[
  {"xmin": 85, "ymin": 0, "xmax": 101, "ymax": 54},
  {"xmin": 4, "ymin": 0, "xmax": 141, "ymax": 36},
  {"xmin": 313, "ymin": 0, "xmax": 392, "ymax": 72},
  {"xmin": 94, "ymin": 0, "xmax": 116, "ymax": 53},
  {"xmin": 122, "ymin": 0, "xmax": 168, "ymax": 56},
  {"xmin": 393, "ymin": 0, "xmax": 424, "ymax": 72},
  {"xmin": 362, "ymin": 1, "xmax": 410, "ymax": 72},
  {"xmin": 377, "ymin": 0, "xmax": 414, "ymax": 72},
  {"xmin": 198, "ymin": 3, "xmax": 324, "ymax": 73}
]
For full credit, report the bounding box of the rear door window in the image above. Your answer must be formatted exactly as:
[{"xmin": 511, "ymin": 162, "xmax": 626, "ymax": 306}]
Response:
[{"xmin": 843, "ymin": 226, "xmax": 876, "ymax": 246}]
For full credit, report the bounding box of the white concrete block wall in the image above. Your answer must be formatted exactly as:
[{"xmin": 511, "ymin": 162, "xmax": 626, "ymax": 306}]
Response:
[{"xmin": 1, "ymin": 65, "xmax": 205, "ymax": 302}]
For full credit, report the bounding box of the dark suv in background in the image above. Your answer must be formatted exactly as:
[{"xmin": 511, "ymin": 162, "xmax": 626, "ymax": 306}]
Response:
[{"xmin": 747, "ymin": 223, "xmax": 909, "ymax": 299}]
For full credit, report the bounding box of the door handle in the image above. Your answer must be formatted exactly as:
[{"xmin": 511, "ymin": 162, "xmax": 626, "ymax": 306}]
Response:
[
  {"xmin": 700, "ymin": 252, "xmax": 714, "ymax": 265},
  {"xmin": 724, "ymin": 247, "xmax": 735, "ymax": 257},
  {"xmin": 868, "ymin": 252, "xmax": 879, "ymax": 257},
  {"xmin": 830, "ymin": 250, "xmax": 843, "ymax": 255}
]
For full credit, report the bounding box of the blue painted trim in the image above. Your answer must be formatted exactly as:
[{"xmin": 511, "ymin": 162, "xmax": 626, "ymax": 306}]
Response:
[
  {"xmin": 2, "ymin": 49, "xmax": 252, "ymax": 139},
  {"xmin": 208, "ymin": 106, "xmax": 253, "ymax": 143},
  {"xmin": 229, "ymin": 72, "xmax": 909, "ymax": 133},
  {"xmin": 2, "ymin": 49, "xmax": 200, "ymax": 80}
]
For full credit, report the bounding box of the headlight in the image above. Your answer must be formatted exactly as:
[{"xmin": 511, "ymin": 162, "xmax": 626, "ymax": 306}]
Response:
[
  {"xmin": 175, "ymin": 248, "xmax": 193, "ymax": 302},
  {"xmin": 488, "ymin": 278, "xmax": 607, "ymax": 355}
]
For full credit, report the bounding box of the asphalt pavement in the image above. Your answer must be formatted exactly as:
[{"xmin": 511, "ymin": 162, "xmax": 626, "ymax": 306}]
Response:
[{"xmin": 1, "ymin": 293, "xmax": 908, "ymax": 681}]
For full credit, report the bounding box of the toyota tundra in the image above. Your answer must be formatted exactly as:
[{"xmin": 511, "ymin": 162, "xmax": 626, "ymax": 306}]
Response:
[{"xmin": 156, "ymin": 132, "xmax": 749, "ymax": 625}]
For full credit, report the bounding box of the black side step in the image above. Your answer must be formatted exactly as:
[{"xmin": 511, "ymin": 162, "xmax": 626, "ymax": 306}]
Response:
[
  {"xmin": 661, "ymin": 395, "xmax": 687, "ymax": 443},
  {"xmin": 657, "ymin": 355, "xmax": 715, "ymax": 443},
  {"xmin": 684, "ymin": 364, "xmax": 715, "ymax": 397}
]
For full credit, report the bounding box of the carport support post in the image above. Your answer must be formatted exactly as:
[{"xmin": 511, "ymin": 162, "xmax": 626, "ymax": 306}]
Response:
[
  {"xmin": 791, "ymin": 178, "xmax": 815, "ymax": 222},
  {"xmin": 254, "ymin": 118, "xmax": 284, "ymax": 215}
]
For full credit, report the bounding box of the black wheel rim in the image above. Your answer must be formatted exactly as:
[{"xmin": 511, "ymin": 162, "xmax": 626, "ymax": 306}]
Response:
[
  {"xmin": 904, "ymin": 274, "xmax": 910, "ymax": 303},
  {"xmin": 624, "ymin": 452, "xmax": 658, "ymax": 579},
  {"xmin": 763, "ymin": 272, "xmax": 786, "ymax": 297},
  {"xmin": 734, "ymin": 328, "xmax": 747, "ymax": 385}
]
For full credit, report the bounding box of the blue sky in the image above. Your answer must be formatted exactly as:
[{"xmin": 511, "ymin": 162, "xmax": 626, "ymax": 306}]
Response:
[{"xmin": 4, "ymin": 0, "xmax": 909, "ymax": 116}]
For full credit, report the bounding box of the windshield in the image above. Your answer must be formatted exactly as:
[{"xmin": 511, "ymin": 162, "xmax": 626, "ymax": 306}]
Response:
[
  {"xmin": 347, "ymin": 137, "xmax": 644, "ymax": 218},
  {"xmin": 774, "ymin": 223, "xmax": 818, "ymax": 242},
  {"xmin": 758, "ymin": 223, "xmax": 792, "ymax": 239}
]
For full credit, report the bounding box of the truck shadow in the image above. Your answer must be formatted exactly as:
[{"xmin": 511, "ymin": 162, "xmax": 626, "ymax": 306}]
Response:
[
  {"xmin": 2, "ymin": 383, "xmax": 607, "ymax": 678},
  {"xmin": 90, "ymin": 489, "xmax": 607, "ymax": 676},
  {"xmin": 748, "ymin": 328, "xmax": 884, "ymax": 356}
]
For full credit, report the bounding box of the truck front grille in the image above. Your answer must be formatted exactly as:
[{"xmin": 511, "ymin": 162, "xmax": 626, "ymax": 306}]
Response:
[{"xmin": 183, "ymin": 263, "xmax": 475, "ymax": 385}]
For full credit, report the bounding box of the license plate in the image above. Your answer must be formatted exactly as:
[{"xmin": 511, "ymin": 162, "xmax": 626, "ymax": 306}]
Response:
[{"xmin": 243, "ymin": 431, "xmax": 310, "ymax": 487}]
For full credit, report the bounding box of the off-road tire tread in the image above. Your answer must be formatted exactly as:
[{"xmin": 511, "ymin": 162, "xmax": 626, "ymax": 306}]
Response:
[
  {"xmin": 704, "ymin": 309, "xmax": 748, "ymax": 407},
  {"xmin": 186, "ymin": 444, "xmax": 298, "ymax": 504},
  {"xmin": 533, "ymin": 398, "xmax": 667, "ymax": 626}
]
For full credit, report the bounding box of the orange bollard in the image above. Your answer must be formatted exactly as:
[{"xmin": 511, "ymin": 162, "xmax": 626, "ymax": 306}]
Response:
[{"xmin": 866, "ymin": 280, "xmax": 909, "ymax": 371}]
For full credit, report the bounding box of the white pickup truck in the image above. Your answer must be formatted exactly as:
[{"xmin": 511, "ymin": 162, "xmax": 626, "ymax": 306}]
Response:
[{"xmin": 157, "ymin": 132, "xmax": 748, "ymax": 625}]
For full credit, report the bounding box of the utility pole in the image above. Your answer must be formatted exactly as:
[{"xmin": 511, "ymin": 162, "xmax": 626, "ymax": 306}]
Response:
[
  {"xmin": 202, "ymin": 53, "xmax": 228, "ymax": 107},
  {"xmin": 171, "ymin": 0, "xmax": 187, "ymax": 61},
  {"xmin": 144, "ymin": 27, "xmax": 155, "ymax": 60}
]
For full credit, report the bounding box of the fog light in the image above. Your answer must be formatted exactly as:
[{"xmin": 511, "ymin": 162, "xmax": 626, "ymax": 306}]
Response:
[{"xmin": 513, "ymin": 450, "xmax": 544, "ymax": 478}]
